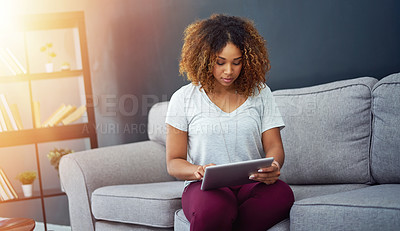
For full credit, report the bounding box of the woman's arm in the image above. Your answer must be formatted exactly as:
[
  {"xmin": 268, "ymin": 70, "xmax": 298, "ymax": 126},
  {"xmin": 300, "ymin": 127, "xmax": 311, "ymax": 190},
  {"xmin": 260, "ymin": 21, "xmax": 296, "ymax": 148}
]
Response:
[
  {"xmin": 262, "ymin": 127, "xmax": 285, "ymax": 167},
  {"xmin": 250, "ymin": 127, "xmax": 284, "ymax": 184},
  {"xmin": 166, "ymin": 124, "xmax": 214, "ymax": 180}
]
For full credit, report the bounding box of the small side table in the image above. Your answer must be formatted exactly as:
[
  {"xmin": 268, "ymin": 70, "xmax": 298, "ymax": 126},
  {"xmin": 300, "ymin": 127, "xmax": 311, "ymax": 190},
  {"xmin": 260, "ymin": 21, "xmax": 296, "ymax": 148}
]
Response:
[{"xmin": 0, "ymin": 217, "xmax": 35, "ymax": 231}]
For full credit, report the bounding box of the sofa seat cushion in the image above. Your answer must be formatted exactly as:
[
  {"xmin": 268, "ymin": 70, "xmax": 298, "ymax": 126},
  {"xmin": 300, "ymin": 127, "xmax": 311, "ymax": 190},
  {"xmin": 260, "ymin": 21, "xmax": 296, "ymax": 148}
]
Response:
[
  {"xmin": 174, "ymin": 209, "xmax": 290, "ymax": 231},
  {"xmin": 174, "ymin": 209, "xmax": 189, "ymax": 231},
  {"xmin": 289, "ymin": 183, "xmax": 368, "ymax": 201},
  {"xmin": 92, "ymin": 181, "xmax": 184, "ymax": 228},
  {"xmin": 290, "ymin": 184, "xmax": 400, "ymax": 230},
  {"xmin": 96, "ymin": 220, "xmax": 172, "ymax": 231}
]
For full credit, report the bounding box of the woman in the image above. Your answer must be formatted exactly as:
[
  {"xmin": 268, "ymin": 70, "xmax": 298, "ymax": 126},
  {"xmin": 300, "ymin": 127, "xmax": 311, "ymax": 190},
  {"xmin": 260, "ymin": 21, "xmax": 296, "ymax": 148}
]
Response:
[{"xmin": 166, "ymin": 14, "xmax": 294, "ymax": 231}]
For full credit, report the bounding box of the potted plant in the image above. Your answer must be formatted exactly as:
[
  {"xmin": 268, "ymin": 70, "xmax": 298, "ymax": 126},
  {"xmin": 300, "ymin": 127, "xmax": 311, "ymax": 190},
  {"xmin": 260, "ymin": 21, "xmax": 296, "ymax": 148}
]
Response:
[
  {"xmin": 16, "ymin": 171, "xmax": 37, "ymax": 197},
  {"xmin": 47, "ymin": 148, "xmax": 74, "ymax": 192},
  {"xmin": 40, "ymin": 42, "xmax": 57, "ymax": 72},
  {"xmin": 47, "ymin": 148, "xmax": 74, "ymax": 173},
  {"xmin": 61, "ymin": 61, "xmax": 71, "ymax": 71}
]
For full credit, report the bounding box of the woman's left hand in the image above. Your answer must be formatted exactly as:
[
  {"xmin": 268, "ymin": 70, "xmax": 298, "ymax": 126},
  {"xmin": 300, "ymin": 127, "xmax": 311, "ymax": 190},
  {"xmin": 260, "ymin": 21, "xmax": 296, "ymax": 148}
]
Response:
[{"xmin": 249, "ymin": 162, "xmax": 280, "ymax": 185}]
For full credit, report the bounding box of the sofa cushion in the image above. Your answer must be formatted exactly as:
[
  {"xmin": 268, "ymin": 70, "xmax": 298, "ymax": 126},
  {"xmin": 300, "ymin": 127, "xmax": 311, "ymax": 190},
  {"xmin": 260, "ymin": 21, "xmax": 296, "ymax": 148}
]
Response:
[
  {"xmin": 92, "ymin": 181, "xmax": 184, "ymax": 228},
  {"xmin": 96, "ymin": 220, "xmax": 172, "ymax": 231},
  {"xmin": 371, "ymin": 72, "xmax": 400, "ymax": 183},
  {"xmin": 289, "ymin": 184, "xmax": 368, "ymax": 201},
  {"xmin": 174, "ymin": 209, "xmax": 189, "ymax": 231},
  {"xmin": 267, "ymin": 218, "xmax": 290, "ymax": 231},
  {"xmin": 148, "ymin": 101, "xmax": 168, "ymax": 146},
  {"xmin": 273, "ymin": 77, "xmax": 378, "ymax": 184},
  {"xmin": 174, "ymin": 209, "xmax": 290, "ymax": 231},
  {"xmin": 95, "ymin": 221, "xmax": 174, "ymax": 231},
  {"xmin": 290, "ymin": 184, "xmax": 400, "ymax": 230}
]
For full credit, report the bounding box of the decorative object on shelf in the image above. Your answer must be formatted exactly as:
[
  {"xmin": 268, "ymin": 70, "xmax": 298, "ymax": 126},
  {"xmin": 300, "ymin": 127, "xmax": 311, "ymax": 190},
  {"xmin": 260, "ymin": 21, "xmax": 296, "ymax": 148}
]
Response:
[
  {"xmin": 47, "ymin": 148, "xmax": 74, "ymax": 174},
  {"xmin": 16, "ymin": 171, "xmax": 37, "ymax": 197},
  {"xmin": 47, "ymin": 148, "xmax": 74, "ymax": 192},
  {"xmin": 61, "ymin": 62, "xmax": 71, "ymax": 71},
  {"xmin": 40, "ymin": 43, "xmax": 56, "ymax": 73},
  {"xmin": 45, "ymin": 63, "xmax": 53, "ymax": 73}
]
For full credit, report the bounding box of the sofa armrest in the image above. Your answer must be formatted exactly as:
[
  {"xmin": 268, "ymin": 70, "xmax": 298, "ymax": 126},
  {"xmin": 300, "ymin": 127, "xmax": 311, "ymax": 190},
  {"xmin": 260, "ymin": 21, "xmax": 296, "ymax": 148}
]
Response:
[{"xmin": 59, "ymin": 140, "xmax": 175, "ymax": 231}]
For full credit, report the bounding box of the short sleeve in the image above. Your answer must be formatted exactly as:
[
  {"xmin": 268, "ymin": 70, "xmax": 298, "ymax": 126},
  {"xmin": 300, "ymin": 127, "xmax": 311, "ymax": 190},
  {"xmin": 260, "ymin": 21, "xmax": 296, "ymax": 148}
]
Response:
[
  {"xmin": 165, "ymin": 90, "xmax": 188, "ymax": 132},
  {"xmin": 261, "ymin": 86, "xmax": 285, "ymax": 132}
]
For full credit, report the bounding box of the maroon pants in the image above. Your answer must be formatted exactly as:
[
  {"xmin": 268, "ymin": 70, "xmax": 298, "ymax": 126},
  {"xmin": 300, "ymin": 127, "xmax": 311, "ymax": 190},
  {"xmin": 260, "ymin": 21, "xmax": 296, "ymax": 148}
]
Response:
[{"xmin": 182, "ymin": 180, "xmax": 294, "ymax": 231}]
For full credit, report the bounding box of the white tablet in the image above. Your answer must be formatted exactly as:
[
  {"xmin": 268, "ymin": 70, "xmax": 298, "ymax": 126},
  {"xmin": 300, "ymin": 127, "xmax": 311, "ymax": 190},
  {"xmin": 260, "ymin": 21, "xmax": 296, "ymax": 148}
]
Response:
[{"xmin": 200, "ymin": 157, "xmax": 274, "ymax": 191}]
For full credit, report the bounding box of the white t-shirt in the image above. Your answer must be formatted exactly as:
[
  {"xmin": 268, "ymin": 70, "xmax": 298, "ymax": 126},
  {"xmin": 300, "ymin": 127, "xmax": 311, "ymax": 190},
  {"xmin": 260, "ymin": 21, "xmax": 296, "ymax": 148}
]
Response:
[{"xmin": 165, "ymin": 83, "xmax": 284, "ymax": 186}]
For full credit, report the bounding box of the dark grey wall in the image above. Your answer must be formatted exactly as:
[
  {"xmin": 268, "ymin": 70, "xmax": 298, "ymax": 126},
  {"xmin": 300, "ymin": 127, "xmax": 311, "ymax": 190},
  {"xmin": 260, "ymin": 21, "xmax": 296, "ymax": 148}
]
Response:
[
  {"xmin": 82, "ymin": 0, "xmax": 400, "ymax": 146},
  {"xmin": 248, "ymin": 0, "xmax": 400, "ymax": 89}
]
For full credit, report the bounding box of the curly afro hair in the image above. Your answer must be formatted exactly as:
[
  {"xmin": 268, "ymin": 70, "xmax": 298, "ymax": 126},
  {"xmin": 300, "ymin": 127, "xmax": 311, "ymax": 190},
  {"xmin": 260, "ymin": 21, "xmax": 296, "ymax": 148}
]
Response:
[{"xmin": 179, "ymin": 14, "xmax": 271, "ymax": 97}]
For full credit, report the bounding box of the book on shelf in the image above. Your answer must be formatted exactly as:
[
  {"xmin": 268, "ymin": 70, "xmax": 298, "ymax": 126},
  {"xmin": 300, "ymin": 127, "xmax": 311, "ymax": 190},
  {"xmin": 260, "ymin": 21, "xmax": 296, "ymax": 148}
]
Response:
[
  {"xmin": 0, "ymin": 48, "xmax": 26, "ymax": 76},
  {"xmin": 0, "ymin": 168, "xmax": 18, "ymax": 201},
  {"xmin": 10, "ymin": 104, "xmax": 23, "ymax": 130},
  {"xmin": 42, "ymin": 104, "xmax": 66, "ymax": 127},
  {"xmin": 33, "ymin": 101, "xmax": 41, "ymax": 128},
  {"xmin": 53, "ymin": 105, "xmax": 77, "ymax": 125},
  {"xmin": 0, "ymin": 182, "xmax": 8, "ymax": 201},
  {"xmin": 43, "ymin": 104, "xmax": 86, "ymax": 127},
  {"xmin": 0, "ymin": 94, "xmax": 18, "ymax": 131},
  {"xmin": 0, "ymin": 108, "xmax": 5, "ymax": 132},
  {"xmin": 0, "ymin": 104, "xmax": 13, "ymax": 131},
  {"xmin": 49, "ymin": 104, "xmax": 76, "ymax": 126},
  {"xmin": 62, "ymin": 105, "xmax": 86, "ymax": 125}
]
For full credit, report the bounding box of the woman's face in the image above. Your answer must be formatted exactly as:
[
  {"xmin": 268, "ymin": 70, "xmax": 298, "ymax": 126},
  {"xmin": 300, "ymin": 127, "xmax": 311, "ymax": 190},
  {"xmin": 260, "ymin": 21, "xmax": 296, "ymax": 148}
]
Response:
[{"xmin": 212, "ymin": 42, "xmax": 243, "ymax": 90}]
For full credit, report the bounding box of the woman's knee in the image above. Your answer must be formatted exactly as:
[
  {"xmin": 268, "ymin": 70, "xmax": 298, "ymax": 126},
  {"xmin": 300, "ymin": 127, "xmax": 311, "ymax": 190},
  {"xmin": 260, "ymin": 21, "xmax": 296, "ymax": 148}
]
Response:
[
  {"xmin": 243, "ymin": 180, "xmax": 294, "ymax": 210},
  {"xmin": 183, "ymin": 186, "xmax": 238, "ymax": 230},
  {"xmin": 275, "ymin": 180, "xmax": 295, "ymax": 205},
  {"xmin": 194, "ymin": 189, "xmax": 237, "ymax": 217}
]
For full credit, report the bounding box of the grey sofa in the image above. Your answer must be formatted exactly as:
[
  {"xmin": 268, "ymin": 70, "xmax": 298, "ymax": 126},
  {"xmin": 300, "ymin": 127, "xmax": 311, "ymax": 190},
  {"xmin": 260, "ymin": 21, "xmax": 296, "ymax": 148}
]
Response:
[{"xmin": 60, "ymin": 73, "xmax": 400, "ymax": 231}]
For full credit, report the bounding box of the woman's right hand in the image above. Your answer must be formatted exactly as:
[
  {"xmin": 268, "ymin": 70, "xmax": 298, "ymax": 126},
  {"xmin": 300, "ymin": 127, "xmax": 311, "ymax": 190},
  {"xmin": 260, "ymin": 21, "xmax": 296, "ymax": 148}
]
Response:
[{"xmin": 193, "ymin": 163, "xmax": 216, "ymax": 180}]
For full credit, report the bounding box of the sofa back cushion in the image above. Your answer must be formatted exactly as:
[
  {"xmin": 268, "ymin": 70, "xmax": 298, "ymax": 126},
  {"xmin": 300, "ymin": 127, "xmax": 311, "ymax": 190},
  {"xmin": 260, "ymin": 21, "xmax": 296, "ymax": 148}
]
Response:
[
  {"xmin": 371, "ymin": 73, "xmax": 400, "ymax": 183},
  {"xmin": 273, "ymin": 77, "xmax": 377, "ymax": 184},
  {"xmin": 148, "ymin": 101, "xmax": 168, "ymax": 145}
]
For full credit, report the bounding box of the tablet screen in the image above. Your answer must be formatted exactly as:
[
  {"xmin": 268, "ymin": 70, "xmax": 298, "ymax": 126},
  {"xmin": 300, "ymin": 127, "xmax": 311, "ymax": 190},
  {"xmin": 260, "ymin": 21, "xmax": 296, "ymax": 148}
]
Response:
[{"xmin": 201, "ymin": 157, "xmax": 274, "ymax": 191}]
